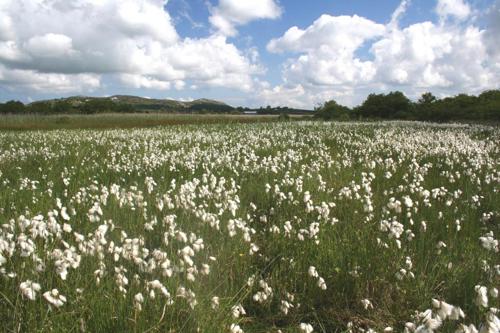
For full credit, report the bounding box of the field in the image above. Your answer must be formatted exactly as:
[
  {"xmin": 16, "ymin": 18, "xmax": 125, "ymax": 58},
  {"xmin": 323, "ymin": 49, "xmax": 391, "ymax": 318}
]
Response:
[
  {"xmin": 0, "ymin": 121, "xmax": 498, "ymax": 333},
  {"xmin": 0, "ymin": 113, "xmax": 287, "ymax": 131}
]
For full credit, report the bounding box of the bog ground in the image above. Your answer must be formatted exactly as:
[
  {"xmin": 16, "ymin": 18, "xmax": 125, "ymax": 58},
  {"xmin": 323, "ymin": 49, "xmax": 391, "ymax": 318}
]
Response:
[{"xmin": 0, "ymin": 121, "xmax": 498, "ymax": 333}]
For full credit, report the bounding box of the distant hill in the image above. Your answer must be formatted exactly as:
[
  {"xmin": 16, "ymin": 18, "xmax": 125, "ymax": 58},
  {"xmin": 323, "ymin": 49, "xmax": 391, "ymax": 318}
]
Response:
[
  {"xmin": 32, "ymin": 95, "xmax": 235, "ymax": 113},
  {"xmin": 1, "ymin": 95, "xmax": 313, "ymax": 115}
]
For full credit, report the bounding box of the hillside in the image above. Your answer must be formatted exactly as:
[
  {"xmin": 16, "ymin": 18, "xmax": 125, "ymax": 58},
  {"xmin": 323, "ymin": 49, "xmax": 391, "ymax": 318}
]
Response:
[
  {"xmin": 0, "ymin": 95, "xmax": 313, "ymax": 115},
  {"xmin": 32, "ymin": 95, "xmax": 235, "ymax": 113}
]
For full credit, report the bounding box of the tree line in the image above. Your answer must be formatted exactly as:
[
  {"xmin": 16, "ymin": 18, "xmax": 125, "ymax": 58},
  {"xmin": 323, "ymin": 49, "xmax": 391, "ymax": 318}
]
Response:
[
  {"xmin": 0, "ymin": 98, "xmax": 237, "ymax": 115},
  {"xmin": 1, "ymin": 90, "xmax": 499, "ymax": 122},
  {"xmin": 0, "ymin": 99, "xmax": 135, "ymax": 115},
  {"xmin": 314, "ymin": 90, "xmax": 500, "ymax": 122}
]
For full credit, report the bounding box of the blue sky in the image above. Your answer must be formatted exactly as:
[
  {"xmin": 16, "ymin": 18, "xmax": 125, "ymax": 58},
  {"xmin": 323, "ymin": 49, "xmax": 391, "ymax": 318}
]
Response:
[{"xmin": 0, "ymin": 0, "xmax": 499, "ymax": 108}]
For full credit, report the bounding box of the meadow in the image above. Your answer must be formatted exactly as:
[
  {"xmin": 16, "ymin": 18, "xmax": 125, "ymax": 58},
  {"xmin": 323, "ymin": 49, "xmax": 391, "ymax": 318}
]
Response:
[
  {"xmin": 0, "ymin": 113, "xmax": 282, "ymax": 131},
  {"xmin": 0, "ymin": 121, "xmax": 498, "ymax": 333}
]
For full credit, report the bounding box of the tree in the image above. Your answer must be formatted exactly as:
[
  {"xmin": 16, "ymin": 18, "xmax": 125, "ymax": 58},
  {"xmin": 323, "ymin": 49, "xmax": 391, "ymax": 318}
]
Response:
[
  {"xmin": 314, "ymin": 100, "xmax": 351, "ymax": 120},
  {"xmin": 80, "ymin": 99, "xmax": 116, "ymax": 114},
  {"xmin": 418, "ymin": 92, "xmax": 437, "ymax": 105},
  {"xmin": 28, "ymin": 101, "xmax": 53, "ymax": 114},
  {"xmin": 52, "ymin": 100, "xmax": 72, "ymax": 113},
  {"xmin": 477, "ymin": 90, "xmax": 500, "ymax": 121},
  {"xmin": 414, "ymin": 90, "xmax": 500, "ymax": 122},
  {"xmin": 358, "ymin": 91, "xmax": 413, "ymax": 119},
  {"xmin": 415, "ymin": 92, "xmax": 437, "ymax": 121},
  {"xmin": 479, "ymin": 90, "xmax": 500, "ymax": 102},
  {"xmin": 0, "ymin": 100, "xmax": 25, "ymax": 114}
]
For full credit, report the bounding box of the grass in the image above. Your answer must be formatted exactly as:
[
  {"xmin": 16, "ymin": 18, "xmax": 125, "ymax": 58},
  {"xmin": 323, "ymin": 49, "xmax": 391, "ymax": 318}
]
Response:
[
  {"xmin": 0, "ymin": 121, "xmax": 498, "ymax": 333},
  {"xmin": 0, "ymin": 113, "xmax": 296, "ymax": 131}
]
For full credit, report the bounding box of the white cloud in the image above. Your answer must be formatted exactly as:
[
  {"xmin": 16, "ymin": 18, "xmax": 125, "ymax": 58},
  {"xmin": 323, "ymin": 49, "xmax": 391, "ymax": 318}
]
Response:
[
  {"xmin": 256, "ymin": 82, "xmax": 307, "ymax": 108},
  {"xmin": 0, "ymin": 0, "xmax": 261, "ymax": 94},
  {"xmin": 266, "ymin": 14, "xmax": 385, "ymax": 93},
  {"xmin": 371, "ymin": 22, "xmax": 495, "ymax": 91},
  {"xmin": 209, "ymin": 0, "xmax": 282, "ymax": 37},
  {"xmin": 268, "ymin": 14, "xmax": 385, "ymax": 54},
  {"xmin": 389, "ymin": 0, "xmax": 411, "ymax": 29},
  {"xmin": 25, "ymin": 34, "xmax": 74, "ymax": 58},
  {"xmin": 0, "ymin": 12, "xmax": 15, "ymax": 41},
  {"xmin": 0, "ymin": 64, "xmax": 100, "ymax": 93},
  {"xmin": 254, "ymin": 80, "xmax": 363, "ymax": 109},
  {"xmin": 485, "ymin": 1, "xmax": 500, "ymax": 61},
  {"xmin": 436, "ymin": 0, "xmax": 471, "ymax": 20},
  {"xmin": 259, "ymin": 0, "xmax": 499, "ymax": 107},
  {"xmin": 119, "ymin": 74, "xmax": 172, "ymax": 90}
]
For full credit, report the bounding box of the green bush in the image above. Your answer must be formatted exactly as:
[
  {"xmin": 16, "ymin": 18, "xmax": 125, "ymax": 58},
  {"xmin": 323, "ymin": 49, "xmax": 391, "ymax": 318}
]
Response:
[{"xmin": 314, "ymin": 100, "xmax": 352, "ymax": 120}]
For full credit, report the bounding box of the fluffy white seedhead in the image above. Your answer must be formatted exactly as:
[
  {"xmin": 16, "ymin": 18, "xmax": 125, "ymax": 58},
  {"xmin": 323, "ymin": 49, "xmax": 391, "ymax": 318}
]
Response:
[
  {"xmin": 43, "ymin": 289, "xmax": 66, "ymax": 308},
  {"xmin": 20, "ymin": 280, "xmax": 41, "ymax": 301},
  {"xmin": 299, "ymin": 322, "xmax": 314, "ymax": 333}
]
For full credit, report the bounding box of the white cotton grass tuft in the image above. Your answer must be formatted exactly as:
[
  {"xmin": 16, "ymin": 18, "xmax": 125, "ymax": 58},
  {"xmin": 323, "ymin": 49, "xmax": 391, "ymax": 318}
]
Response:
[
  {"xmin": 299, "ymin": 322, "xmax": 314, "ymax": 333},
  {"xmin": 20, "ymin": 280, "xmax": 41, "ymax": 300},
  {"xmin": 230, "ymin": 323, "xmax": 244, "ymax": 333},
  {"xmin": 317, "ymin": 277, "xmax": 327, "ymax": 290},
  {"xmin": 61, "ymin": 207, "xmax": 70, "ymax": 221},
  {"xmin": 211, "ymin": 296, "xmax": 219, "ymax": 309},
  {"xmin": 134, "ymin": 292, "xmax": 144, "ymax": 311},
  {"xmin": 474, "ymin": 285, "xmax": 489, "ymax": 308},
  {"xmin": 231, "ymin": 304, "xmax": 246, "ymax": 319},
  {"xmin": 308, "ymin": 266, "xmax": 318, "ymax": 278},
  {"xmin": 43, "ymin": 289, "xmax": 66, "ymax": 308},
  {"xmin": 361, "ymin": 299, "xmax": 373, "ymax": 310}
]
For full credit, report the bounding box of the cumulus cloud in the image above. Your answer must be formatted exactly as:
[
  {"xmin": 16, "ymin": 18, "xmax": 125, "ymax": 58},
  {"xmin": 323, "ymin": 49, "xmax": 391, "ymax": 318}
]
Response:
[
  {"xmin": 0, "ymin": 64, "xmax": 100, "ymax": 93},
  {"xmin": 259, "ymin": 0, "xmax": 499, "ymax": 107},
  {"xmin": 254, "ymin": 82, "xmax": 309, "ymax": 108},
  {"xmin": 389, "ymin": 0, "xmax": 411, "ymax": 29},
  {"xmin": 254, "ymin": 81, "xmax": 363, "ymax": 109},
  {"xmin": 268, "ymin": 15, "xmax": 385, "ymax": 54},
  {"xmin": 209, "ymin": 0, "xmax": 282, "ymax": 37},
  {"xmin": 24, "ymin": 34, "xmax": 75, "ymax": 61},
  {"xmin": 0, "ymin": 0, "xmax": 261, "ymax": 94},
  {"xmin": 436, "ymin": 0, "xmax": 471, "ymax": 21},
  {"xmin": 267, "ymin": 14, "xmax": 385, "ymax": 87},
  {"xmin": 485, "ymin": 0, "xmax": 500, "ymax": 61},
  {"xmin": 371, "ymin": 23, "xmax": 494, "ymax": 91}
]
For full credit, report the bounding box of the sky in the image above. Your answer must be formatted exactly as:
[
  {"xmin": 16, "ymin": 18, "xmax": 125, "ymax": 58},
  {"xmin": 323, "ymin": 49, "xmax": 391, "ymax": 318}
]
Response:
[{"xmin": 0, "ymin": 0, "xmax": 499, "ymax": 108}]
